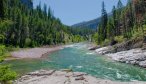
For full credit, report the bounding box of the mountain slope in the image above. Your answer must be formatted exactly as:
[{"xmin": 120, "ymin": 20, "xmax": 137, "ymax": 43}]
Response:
[
  {"xmin": 72, "ymin": 13, "xmax": 112, "ymax": 30},
  {"xmin": 72, "ymin": 17, "xmax": 100, "ymax": 30}
]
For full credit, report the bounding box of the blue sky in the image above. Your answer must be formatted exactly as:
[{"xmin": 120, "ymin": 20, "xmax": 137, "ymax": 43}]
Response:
[{"xmin": 33, "ymin": 0, "xmax": 127, "ymax": 26}]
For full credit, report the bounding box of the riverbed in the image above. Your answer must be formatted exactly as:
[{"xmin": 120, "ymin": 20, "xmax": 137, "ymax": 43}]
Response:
[{"xmin": 3, "ymin": 43, "xmax": 146, "ymax": 82}]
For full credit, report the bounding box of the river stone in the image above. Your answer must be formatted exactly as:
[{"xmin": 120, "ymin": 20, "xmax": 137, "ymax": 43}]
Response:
[
  {"xmin": 139, "ymin": 61, "xmax": 146, "ymax": 68},
  {"xmin": 129, "ymin": 60, "xmax": 138, "ymax": 65}
]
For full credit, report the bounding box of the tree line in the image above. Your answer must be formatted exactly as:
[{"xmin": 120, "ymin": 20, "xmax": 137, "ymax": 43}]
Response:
[
  {"xmin": 93, "ymin": 0, "xmax": 146, "ymax": 45},
  {"xmin": 0, "ymin": 0, "xmax": 87, "ymax": 48}
]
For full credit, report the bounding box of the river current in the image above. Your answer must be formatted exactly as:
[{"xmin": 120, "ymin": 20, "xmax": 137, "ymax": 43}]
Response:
[{"xmin": 3, "ymin": 43, "xmax": 146, "ymax": 81}]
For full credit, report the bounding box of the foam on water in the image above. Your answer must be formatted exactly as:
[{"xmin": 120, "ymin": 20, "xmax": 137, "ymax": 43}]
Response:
[
  {"xmin": 86, "ymin": 52, "xmax": 95, "ymax": 55},
  {"xmin": 75, "ymin": 66, "xmax": 83, "ymax": 69},
  {"xmin": 116, "ymin": 72, "xmax": 122, "ymax": 79},
  {"xmin": 65, "ymin": 45, "xmax": 75, "ymax": 48}
]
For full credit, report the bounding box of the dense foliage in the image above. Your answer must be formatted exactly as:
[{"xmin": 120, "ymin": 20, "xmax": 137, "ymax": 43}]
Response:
[
  {"xmin": 0, "ymin": 45, "xmax": 17, "ymax": 83},
  {"xmin": 93, "ymin": 0, "xmax": 146, "ymax": 45},
  {"xmin": 0, "ymin": 0, "xmax": 87, "ymax": 48}
]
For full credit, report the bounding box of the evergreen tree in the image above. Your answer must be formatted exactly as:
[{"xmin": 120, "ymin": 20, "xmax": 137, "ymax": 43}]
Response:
[
  {"xmin": 0, "ymin": 0, "xmax": 4, "ymax": 19},
  {"xmin": 99, "ymin": 1, "xmax": 108, "ymax": 41},
  {"xmin": 116, "ymin": 0, "xmax": 123, "ymax": 35},
  {"xmin": 94, "ymin": 0, "xmax": 146, "ymax": 45},
  {"xmin": 117, "ymin": 0, "xmax": 123, "ymax": 9},
  {"xmin": 112, "ymin": 6, "xmax": 118, "ymax": 36}
]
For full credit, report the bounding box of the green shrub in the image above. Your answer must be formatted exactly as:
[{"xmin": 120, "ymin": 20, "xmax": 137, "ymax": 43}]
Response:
[
  {"xmin": 114, "ymin": 36, "xmax": 125, "ymax": 43},
  {"xmin": 102, "ymin": 39, "xmax": 111, "ymax": 46},
  {"xmin": 0, "ymin": 65, "xmax": 17, "ymax": 83},
  {"xmin": 25, "ymin": 38, "xmax": 32, "ymax": 47},
  {"xmin": 92, "ymin": 33, "xmax": 99, "ymax": 44},
  {"xmin": 0, "ymin": 34, "xmax": 5, "ymax": 43},
  {"xmin": 0, "ymin": 45, "xmax": 17, "ymax": 83},
  {"xmin": 0, "ymin": 45, "xmax": 6, "ymax": 56},
  {"xmin": 132, "ymin": 30, "xmax": 143, "ymax": 39}
]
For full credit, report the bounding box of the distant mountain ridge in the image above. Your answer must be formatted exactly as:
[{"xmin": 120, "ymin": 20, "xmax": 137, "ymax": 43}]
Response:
[
  {"xmin": 72, "ymin": 13, "xmax": 112, "ymax": 30},
  {"xmin": 72, "ymin": 17, "xmax": 101, "ymax": 30}
]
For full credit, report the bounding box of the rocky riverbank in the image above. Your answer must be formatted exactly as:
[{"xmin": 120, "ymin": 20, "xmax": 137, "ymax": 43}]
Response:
[
  {"xmin": 106, "ymin": 48, "xmax": 146, "ymax": 67},
  {"xmin": 14, "ymin": 70, "xmax": 145, "ymax": 84},
  {"xmin": 94, "ymin": 46, "xmax": 146, "ymax": 68}
]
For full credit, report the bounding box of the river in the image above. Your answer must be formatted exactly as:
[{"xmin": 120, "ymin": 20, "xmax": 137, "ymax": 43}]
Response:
[{"xmin": 3, "ymin": 43, "xmax": 146, "ymax": 81}]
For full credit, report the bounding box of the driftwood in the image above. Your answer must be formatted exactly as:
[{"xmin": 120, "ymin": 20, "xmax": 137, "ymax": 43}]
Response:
[
  {"xmin": 75, "ymin": 76, "xmax": 85, "ymax": 80},
  {"xmin": 27, "ymin": 70, "xmax": 56, "ymax": 76},
  {"xmin": 61, "ymin": 69, "xmax": 73, "ymax": 72}
]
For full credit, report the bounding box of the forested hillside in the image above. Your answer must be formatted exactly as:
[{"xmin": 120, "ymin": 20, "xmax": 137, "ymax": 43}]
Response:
[
  {"xmin": 0, "ymin": 0, "xmax": 86, "ymax": 48},
  {"xmin": 0, "ymin": 0, "xmax": 88, "ymax": 82},
  {"xmin": 93, "ymin": 0, "xmax": 146, "ymax": 45},
  {"xmin": 72, "ymin": 13, "xmax": 111, "ymax": 30},
  {"xmin": 72, "ymin": 18, "xmax": 101, "ymax": 30}
]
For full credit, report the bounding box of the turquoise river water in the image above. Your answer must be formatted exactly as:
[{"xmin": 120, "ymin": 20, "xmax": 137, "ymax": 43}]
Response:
[{"xmin": 3, "ymin": 43, "xmax": 146, "ymax": 81}]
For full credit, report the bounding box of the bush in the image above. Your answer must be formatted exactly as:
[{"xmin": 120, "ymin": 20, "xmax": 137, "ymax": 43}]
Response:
[
  {"xmin": 0, "ymin": 45, "xmax": 17, "ymax": 83},
  {"xmin": 0, "ymin": 34, "xmax": 5, "ymax": 43},
  {"xmin": 114, "ymin": 36, "xmax": 125, "ymax": 43},
  {"xmin": 131, "ymin": 30, "xmax": 143, "ymax": 40},
  {"xmin": 0, "ymin": 45, "xmax": 6, "ymax": 56},
  {"xmin": 92, "ymin": 33, "xmax": 99, "ymax": 44},
  {"xmin": 102, "ymin": 39, "xmax": 111, "ymax": 46},
  {"xmin": 0, "ymin": 65, "xmax": 17, "ymax": 83},
  {"xmin": 25, "ymin": 38, "xmax": 32, "ymax": 47}
]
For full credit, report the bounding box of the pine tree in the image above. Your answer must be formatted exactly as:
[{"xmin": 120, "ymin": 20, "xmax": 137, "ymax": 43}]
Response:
[
  {"xmin": 116, "ymin": 0, "xmax": 123, "ymax": 35},
  {"xmin": 107, "ymin": 18, "xmax": 114, "ymax": 39},
  {"xmin": 0, "ymin": 0, "xmax": 4, "ymax": 19},
  {"xmin": 112, "ymin": 6, "xmax": 118, "ymax": 36},
  {"xmin": 100, "ymin": 1, "xmax": 108, "ymax": 41},
  {"xmin": 117, "ymin": 0, "xmax": 123, "ymax": 9}
]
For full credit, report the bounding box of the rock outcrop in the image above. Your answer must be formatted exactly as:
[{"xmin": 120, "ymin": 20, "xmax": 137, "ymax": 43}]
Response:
[
  {"xmin": 95, "ymin": 47, "xmax": 146, "ymax": 68},
  {"xmin": 93, "ymin": 37, "xmax": 146, "ymax": 68},
  {"xmin": 14, "ymin": 70, "xmax": 145, "ymax": 84}
]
